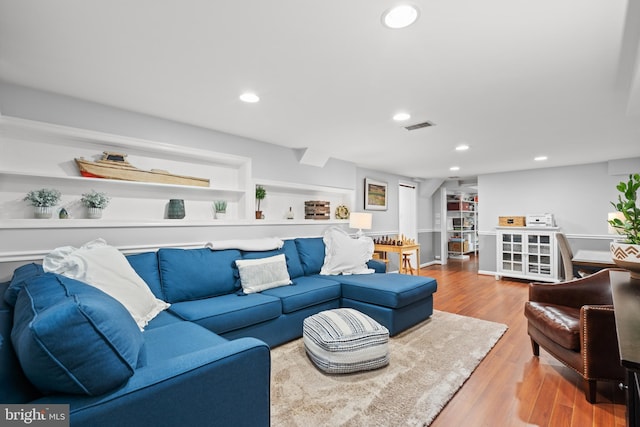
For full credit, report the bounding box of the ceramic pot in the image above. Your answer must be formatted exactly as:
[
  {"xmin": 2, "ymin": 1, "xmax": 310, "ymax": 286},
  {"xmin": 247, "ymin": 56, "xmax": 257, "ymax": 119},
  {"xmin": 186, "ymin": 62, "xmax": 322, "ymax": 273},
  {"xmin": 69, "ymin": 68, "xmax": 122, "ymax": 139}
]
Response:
[
  {"xmin": 168, "ymin": 199, "xmax": 185, "ymax": 219},
  {"xmin": 610, "ymin": 241, "xmax": 640, "ymax": 279},
  {"xmin": 34, "ymin": 206, "xmax": 53, "ymax": 219},
  {"xmin": 215, "ymin": 212, "xmax": 226, "ymax": 220},
  {"xmin": 87, "ymin": 207, "xmax": 103, "ymax": 219},
  {"xmin": 255, "ymin": 211, "xmax": 262, "ymax": 219}
]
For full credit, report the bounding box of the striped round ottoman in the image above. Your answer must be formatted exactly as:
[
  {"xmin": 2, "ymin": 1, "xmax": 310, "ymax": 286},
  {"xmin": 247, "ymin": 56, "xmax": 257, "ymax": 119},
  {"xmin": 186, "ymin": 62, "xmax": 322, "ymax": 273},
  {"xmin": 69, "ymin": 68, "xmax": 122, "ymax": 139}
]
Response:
[{"xmin": 303, "ymin": 308, "xmax": 389, "ymax": 374}]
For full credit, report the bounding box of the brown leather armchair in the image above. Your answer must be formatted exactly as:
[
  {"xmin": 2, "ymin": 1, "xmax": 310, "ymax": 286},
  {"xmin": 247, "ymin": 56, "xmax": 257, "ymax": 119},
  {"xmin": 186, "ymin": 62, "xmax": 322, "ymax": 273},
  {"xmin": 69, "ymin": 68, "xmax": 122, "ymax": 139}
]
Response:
[{"xmin": 524, "ymin": 268, "xmax": 625, "ymax": 403}]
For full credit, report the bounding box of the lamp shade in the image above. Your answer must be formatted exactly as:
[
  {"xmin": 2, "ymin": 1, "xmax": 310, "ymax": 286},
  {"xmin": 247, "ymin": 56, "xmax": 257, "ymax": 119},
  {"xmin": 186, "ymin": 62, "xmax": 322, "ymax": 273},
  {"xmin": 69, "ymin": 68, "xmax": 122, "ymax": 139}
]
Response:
[
  {"xmin": 349, "ymin": 212, "xmax": 372, "ymax": 230},
  {"xmin": 608, "ymin": 211, "xmax": 625, "ymax": 234}
]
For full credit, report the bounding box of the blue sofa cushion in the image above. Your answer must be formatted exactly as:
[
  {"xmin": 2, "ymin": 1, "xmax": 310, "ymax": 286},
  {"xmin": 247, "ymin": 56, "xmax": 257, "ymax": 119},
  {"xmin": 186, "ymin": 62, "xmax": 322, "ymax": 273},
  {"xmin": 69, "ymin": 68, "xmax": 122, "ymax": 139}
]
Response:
[
  {"xmin": 143, "ymin": 322, "xmax": 229, "ymax": 365},
  {"xmin": 3, "ymin": 263, "xmax": 44, "ymax": 307},
  {"xmin": 282, "ymin": 239, "xmax": 305, "ymax": 278},
  {"xmin": 126, "ymin": 252, "xmax": 163, "ymax": 300},
  {"xmin": 295, "ymin": 237, "xmax": 326, "ymax": 276},
  {"xmin": 11, "ymin": 273, "xmax": 144, "ymax": 396},
  {"xmin": 168, "ymin": 293, "xmax": 281, "ymax": 334},
  {"xmin": 262, "ymin": 276, "xmax": 341, "ymax": 314},
  {"xmin": 241, "ymin": 239, "xmax": 305, "ymax": 279},
  {"xmin": 0, "ymin": 282, "xmax": 40, "ymax": 403},
  {"xmin": 338, "ymin": 273, "xmax": 438, "ymax": 309},
  {"xmin": 158, "ymin": 248, "xmax": 242, "ymax": 303}
]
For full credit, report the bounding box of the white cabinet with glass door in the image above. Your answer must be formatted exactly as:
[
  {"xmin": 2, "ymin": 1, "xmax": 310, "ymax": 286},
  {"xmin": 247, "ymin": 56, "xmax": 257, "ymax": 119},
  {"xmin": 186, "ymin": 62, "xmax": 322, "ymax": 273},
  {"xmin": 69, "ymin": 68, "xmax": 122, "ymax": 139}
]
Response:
[{"xmin": 496, "ymin": 227, "xmax": 560, "ymax": 282}]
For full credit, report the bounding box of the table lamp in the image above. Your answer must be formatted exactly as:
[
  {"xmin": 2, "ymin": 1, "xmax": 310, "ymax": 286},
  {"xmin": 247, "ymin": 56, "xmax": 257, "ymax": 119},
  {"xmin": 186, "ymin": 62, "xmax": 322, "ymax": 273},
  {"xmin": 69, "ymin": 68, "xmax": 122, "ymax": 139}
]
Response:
[
  {"xmin": 608, "ymin": 212, "xmax": 625, "ymax": 236},
  {"xmin": 349, "ymin": 212, "xmax": 372, "ymax": 238}
]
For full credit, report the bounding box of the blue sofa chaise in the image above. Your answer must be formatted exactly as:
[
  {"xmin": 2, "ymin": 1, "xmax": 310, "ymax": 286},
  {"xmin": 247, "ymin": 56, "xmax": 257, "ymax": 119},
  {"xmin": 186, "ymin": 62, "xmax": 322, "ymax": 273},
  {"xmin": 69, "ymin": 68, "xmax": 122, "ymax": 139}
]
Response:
[{"xmin": 1, "ymin": 237, "xmax": 437, "ymax": 426}]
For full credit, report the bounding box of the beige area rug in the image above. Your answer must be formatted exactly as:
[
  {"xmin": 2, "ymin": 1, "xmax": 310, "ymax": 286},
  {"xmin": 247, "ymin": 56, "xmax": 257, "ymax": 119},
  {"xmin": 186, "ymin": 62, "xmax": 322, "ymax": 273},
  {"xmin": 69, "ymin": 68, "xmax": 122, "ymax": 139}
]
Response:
[{"xmin": 270, "ymin": 310, "xmax": 507, "ymax": 427}]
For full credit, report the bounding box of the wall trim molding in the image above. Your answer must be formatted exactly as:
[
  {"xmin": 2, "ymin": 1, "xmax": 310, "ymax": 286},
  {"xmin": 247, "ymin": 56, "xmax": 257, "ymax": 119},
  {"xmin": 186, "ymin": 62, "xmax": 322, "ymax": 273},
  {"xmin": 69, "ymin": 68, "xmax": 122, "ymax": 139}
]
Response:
[
  {"xmin": 0, "ymin": 242, "xmax": 206, "ymax": 264},
  {"xmin": 478, "ymin": 230, "xmax": 615, "ymax": 240}
]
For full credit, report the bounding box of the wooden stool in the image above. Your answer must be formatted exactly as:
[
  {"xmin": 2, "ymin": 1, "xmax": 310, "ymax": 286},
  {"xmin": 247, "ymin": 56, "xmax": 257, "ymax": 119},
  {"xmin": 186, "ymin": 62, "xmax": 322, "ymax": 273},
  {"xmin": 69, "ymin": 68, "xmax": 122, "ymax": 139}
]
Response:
[{"xmin": 402, "ymin": 253, "xmax": 414, "ymax": 275}]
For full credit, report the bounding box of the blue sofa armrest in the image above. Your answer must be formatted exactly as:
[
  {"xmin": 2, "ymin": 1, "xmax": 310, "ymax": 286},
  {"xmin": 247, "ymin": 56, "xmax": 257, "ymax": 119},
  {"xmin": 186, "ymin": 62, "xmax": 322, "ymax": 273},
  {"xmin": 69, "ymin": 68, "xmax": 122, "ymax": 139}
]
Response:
[
  {"xmin": 34, "ymin": 337, "xmax": 271, "ymax": 427},
  {"xmin": 367, "ymin": 259, "xmax": 387, "ymax": 273}
]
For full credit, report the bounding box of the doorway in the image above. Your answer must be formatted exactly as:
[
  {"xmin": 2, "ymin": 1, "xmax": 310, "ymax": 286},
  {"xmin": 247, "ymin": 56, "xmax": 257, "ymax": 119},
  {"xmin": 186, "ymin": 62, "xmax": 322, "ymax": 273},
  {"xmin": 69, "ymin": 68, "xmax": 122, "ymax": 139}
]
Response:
[{"xmin": 398, "ymin": 182, "xmax": 417, "ymax": 269}]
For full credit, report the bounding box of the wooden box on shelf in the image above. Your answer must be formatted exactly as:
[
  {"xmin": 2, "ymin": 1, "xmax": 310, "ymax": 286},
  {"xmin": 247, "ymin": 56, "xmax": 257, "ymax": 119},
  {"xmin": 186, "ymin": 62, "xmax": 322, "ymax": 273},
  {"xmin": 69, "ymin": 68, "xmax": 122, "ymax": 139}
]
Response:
[
  {"xmin": 304, "ymin": 201, "xmax": 330, "ymax": 220},
  {"xmin": 498, "ymin": 216, "xmax": 526, "ymax": 227},
  {"xmin": 447, "ymin": 201, "xmax": 472, "ymax": 211},
  {"xmin": 448, "ymin": 241, "xmax": 469, "ymax": 253}
]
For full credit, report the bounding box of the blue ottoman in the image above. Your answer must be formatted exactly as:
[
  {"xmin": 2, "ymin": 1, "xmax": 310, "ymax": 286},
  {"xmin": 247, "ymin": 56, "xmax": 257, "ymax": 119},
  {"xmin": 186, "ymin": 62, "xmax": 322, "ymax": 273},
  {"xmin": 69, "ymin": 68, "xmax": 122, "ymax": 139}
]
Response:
[
  {"xmin": 338, "ymin": 273, "xmax": 438, "ymax": 336},
  {"xmin": 303, "ymin": 308, "xmax": 389, "ymax": 374}
]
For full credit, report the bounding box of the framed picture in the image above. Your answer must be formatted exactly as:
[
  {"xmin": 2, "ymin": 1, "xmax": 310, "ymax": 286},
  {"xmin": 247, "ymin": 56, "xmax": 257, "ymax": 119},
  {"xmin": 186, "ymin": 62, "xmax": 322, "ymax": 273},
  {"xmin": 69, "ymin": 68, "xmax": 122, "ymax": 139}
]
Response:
[{"xmin": 364, "ymin": 178, "xmax": 388, "ymax": 211}]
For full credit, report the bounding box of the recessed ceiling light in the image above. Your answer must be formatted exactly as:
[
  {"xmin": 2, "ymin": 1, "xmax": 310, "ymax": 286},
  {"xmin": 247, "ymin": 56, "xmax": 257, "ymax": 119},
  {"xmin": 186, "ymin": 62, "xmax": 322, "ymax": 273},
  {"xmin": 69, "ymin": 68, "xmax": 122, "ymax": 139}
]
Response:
[
  {"xmin": 450, "ymin": 166, "xmax": 460, "ymax": 171},
  {"xmin": 456, "ymin": 144, "xmax": 470, "ymax": 151},
  {"xmin": 382, "ymin": 5, "xmax": 419, "ymax": 29},
  {"xmin": 239, "ymin": 92, "xmax": 260, "ymax": 103},
  {"xmin": 534, "ymin": 156, "xmax": 548, "ymax": 161},
  {"xmin": 393, "ymin": 112, "xmax": 411, "ymax": 121}
]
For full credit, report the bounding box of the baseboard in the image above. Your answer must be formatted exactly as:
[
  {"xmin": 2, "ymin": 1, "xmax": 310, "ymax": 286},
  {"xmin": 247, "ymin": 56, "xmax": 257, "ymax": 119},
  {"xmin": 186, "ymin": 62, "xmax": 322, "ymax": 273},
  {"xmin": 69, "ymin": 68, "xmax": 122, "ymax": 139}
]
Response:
[{"xmin": 478, "ymin": 269, "xmax": 499, "ymax": 279}]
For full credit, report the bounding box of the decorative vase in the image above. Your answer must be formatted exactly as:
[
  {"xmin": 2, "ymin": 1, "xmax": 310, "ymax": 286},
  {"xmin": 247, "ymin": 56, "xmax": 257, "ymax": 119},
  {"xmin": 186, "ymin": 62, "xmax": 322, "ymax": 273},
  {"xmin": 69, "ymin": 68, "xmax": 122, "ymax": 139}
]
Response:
[
  {"xmin": 87, "ymin": 207, "xmax": 103, "ymax": 219},
  {"xmin": 34, "ymin": 206, "xmax": 53, "ymax": 219},
  {"xmin": 168, "ymin": 199, "xmax": 185, "ymax": 219},
  {"xmin": 610, "ymin": 241, "xmax": 640, "ymax": 279},
  {"xmin": 215, "ymin": 211, "xmax": 226, "ymax": 220}
]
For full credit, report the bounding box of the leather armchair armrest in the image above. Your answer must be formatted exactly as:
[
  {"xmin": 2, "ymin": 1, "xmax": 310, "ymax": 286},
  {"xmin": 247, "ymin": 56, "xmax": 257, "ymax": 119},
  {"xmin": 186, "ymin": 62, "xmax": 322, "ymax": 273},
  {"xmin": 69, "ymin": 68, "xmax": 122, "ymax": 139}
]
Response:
[
  {"xmin": 580, "ymin": 305, "xmax": 624, "ymax": 379},
  {"xmin": 528, "ymin": 269, "xmax": 616, "ymax": 308}
]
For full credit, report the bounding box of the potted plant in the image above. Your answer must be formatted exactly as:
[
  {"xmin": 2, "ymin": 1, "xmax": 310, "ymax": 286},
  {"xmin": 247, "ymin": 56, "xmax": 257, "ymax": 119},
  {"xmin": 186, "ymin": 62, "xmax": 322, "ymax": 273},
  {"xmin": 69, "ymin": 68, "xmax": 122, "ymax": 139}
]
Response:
[
  {"xmin": 81, "ymin": 190, "xmax": 111, "ymax": 219},
  {"xmin": 608, "ymin": 173, "xmax": 640, "ymax": 278},
  {"xmin": 255, "ymin": 185, "xmax": 266, "ymax": 219},
  {"xmin": 214, "ymin": 200, "xmax": 227, "ymax": 219},
  {"xmin": 24, "ymin": 188, "xmax": 62, "ymax": 218}
]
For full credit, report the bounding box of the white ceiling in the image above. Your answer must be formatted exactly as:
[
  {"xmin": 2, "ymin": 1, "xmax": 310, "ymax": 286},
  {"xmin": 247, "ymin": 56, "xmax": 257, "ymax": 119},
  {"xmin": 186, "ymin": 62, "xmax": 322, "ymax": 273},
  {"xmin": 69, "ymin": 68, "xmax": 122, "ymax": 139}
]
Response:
[{"xmin": 1, "ymin": 0, "xmax": 639, "ymax": 180}]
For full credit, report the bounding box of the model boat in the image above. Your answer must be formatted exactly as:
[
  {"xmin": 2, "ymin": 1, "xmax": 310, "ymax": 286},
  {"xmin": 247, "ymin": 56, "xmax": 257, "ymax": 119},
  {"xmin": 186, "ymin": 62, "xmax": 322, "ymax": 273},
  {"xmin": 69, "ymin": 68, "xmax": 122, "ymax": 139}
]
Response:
[{"xmin": 75, "ymin": 152, "xmax": 210, "ymax": 187}]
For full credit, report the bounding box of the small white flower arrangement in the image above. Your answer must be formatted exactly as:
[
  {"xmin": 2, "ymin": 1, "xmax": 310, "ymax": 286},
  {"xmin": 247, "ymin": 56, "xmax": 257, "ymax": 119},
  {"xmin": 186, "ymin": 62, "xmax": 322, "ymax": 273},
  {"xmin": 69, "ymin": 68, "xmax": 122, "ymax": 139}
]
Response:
[
  {"xmin": 81, "ymin": 190, "xmax": 111, "ymax": 209},
  {"xmin": 24, "ymin": 188, "xmax": 62, "ymax": 207}
]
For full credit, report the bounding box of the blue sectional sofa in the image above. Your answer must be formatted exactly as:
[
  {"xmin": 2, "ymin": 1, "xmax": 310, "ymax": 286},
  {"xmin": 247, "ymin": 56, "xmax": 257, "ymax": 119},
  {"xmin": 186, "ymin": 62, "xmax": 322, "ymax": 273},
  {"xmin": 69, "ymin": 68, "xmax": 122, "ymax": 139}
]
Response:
[{"xmin": 1, "ymin": 237, "xmax": 437, "ymax": 426}]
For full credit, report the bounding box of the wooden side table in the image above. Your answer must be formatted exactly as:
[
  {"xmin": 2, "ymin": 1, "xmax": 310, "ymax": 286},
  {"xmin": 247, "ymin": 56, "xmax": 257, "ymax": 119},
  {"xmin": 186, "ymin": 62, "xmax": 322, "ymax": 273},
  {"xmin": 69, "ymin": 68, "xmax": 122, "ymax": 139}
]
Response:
[
  {"xmin": 610, "ymin": 270, "xmax": 640, "ymax": 427},
  {"xmin": 373, "ymin": 243, "xmax": 420, "ymax": 275}
]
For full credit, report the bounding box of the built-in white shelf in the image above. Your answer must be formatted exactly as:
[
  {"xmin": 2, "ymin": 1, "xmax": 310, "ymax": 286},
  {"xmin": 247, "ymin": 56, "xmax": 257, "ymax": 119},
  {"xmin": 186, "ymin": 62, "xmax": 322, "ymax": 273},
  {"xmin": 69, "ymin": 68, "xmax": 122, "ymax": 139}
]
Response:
[
  {"xmin": 0, "ymin": 218, "xmax": 350, "ymax": 229},
  {"xmin": 256, "ymin": 179, "xmax": 354, "ymax": 196},
  {"xmin": 0, "ymin": 115, "xmax": 360, "ymax": 241},
  {"xmin": 254, "ymin": 178, "xmax": 355, "ymax": 222},
  {"xmin": 0, "ymin": 170, "xmax": 246, "ymax": 199}
]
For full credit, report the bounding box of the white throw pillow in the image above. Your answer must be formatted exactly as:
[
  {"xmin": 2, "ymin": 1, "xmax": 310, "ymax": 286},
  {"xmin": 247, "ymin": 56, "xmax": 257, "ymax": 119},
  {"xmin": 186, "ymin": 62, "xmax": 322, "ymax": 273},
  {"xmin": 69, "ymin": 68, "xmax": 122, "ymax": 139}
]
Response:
[
  {"xmin": 236, "ymin": 254, "xmax": 292, "ymax": 294},
  {"xmin": 43, "ymin": 238, "xmax": 170, "ymax": 330},
  {"xmin": 320, "ymin": 227, "xmax": 375, "ymax": 275}
]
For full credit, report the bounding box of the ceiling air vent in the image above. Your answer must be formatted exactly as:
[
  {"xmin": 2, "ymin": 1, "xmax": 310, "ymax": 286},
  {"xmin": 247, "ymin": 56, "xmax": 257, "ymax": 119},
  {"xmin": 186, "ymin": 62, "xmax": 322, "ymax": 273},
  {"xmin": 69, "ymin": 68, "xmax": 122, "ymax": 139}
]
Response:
[{"xmin": 404, "ymin": 121, "xmax": 435, "ymax": 131}]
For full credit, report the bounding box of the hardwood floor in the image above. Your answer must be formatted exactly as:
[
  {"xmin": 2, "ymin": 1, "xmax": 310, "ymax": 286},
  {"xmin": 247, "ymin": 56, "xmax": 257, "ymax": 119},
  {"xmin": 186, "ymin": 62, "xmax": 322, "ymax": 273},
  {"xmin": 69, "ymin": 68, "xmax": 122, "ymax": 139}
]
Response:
[{"xmin": 422, "ymin": 255, "xmax": 626, "ymax": 427}]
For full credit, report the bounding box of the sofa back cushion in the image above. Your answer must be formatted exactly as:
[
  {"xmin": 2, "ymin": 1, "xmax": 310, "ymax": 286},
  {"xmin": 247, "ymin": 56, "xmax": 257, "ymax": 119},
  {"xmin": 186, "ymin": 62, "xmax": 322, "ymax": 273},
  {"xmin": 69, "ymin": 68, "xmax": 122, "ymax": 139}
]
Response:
[
  {"xmin": 158, "ymin": 248, "xmax": 242, "ymax": 303},
  {"xmin": 241, "ymin": 239, "xmax": 305, "ymax": 279},
  {"xmin": 295, "ymin": 237, "xmax": 326, "ymax": 276},
  {"xmin": 3, "ymin": 263, "xmax": 44, "ymax": 307},
  {"xmin": 11, "ymin": 273, "xmax": 144, "ymax": 396},
  {"xmin": 0, "ymin": 282, "xmax": 41, "ymax": 403},
  {"xmin": 126, "ymin": 251, "xmax": 163, "ymax": 300}
]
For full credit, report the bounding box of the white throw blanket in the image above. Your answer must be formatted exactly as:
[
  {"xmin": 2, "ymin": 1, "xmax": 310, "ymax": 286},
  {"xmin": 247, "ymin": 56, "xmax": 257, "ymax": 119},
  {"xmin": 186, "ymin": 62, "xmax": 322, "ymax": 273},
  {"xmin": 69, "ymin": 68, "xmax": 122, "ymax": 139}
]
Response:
[{"xmin": 42, "ymin": 238, "xmax": 170, "ymax": 330}]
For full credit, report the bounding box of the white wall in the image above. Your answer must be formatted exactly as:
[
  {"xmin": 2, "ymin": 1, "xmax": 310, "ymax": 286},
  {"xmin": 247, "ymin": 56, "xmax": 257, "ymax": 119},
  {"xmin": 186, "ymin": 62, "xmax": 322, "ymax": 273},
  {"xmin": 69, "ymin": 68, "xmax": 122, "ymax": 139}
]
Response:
[
  {"xmin": 477, "ymin": 160, "xmax": 640, "ymax": 274},
  {"xmin": 479, "ymin": 162, "xmax": 629, "ymax": 235},
  {"xmin": 0, "ymin": 82, "xmax": 357, "ymax": 190},
  {"xmin": 0, "ymin": 83, "xmax": 434, "ymax": 279}
]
